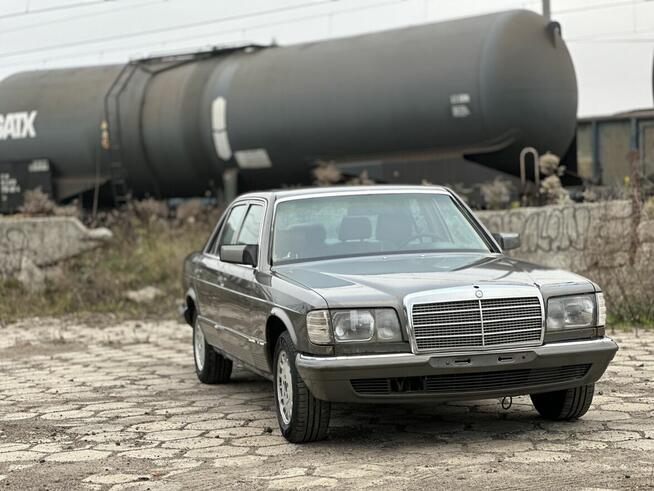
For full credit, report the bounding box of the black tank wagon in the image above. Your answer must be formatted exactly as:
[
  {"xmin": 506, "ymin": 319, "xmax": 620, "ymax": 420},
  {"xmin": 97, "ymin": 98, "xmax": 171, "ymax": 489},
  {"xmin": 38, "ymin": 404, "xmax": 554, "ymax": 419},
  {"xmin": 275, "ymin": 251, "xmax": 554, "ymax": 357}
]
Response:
[{"xmin": 0, "ymin": 9, "xmax": 577, "ymax": 211}]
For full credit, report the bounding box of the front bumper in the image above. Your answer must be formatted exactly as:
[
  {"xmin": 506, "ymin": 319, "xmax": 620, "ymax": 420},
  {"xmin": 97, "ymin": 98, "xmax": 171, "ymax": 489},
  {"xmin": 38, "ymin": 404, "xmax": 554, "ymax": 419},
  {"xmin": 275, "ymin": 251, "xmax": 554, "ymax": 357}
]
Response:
[{"xmin": 296, "ymin": 337, "xmax": 618, "ymax": 403}]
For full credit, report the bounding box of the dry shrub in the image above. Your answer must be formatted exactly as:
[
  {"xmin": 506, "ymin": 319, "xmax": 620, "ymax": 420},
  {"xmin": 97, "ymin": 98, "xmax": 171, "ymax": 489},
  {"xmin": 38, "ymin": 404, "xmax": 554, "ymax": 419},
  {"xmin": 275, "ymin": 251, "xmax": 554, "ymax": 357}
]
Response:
[
  {"xmin": 539, "ymin": 152, "xmax": 564, "ymax": 177},
  {"xmin": 346, "ymin": 170, "xmax": 375, "ymax": 186},
  {"xmin": 176, "ymin": 198, "xmax": 206, "ymax": 223},
  {"xmin": 131, "ymin": 198, "xmax": 169, "ymax": 222},
  {"xmin": 175, "ymin": 199, "xmax": 221, "ymax": 225},
  {"xmin": 584, "ymin": 200, "xmax": 654, "ymax": 327},
  {"xmin": 480, "ymin": 177, "xmax": 512, "ymax": 210},
  {"xmin": 540, "ymin": 175, "xmax": 571, "ymax": 205},
  {"xmin": 445, "ymin": 182, "xmax": 474, "ymax": 204},
  {"xmin": 313, "ymin": 162, "xmax": 343, "ymax": 186},
  {"xmin": 18, "ymin": 187, "xmax": 56, "ymax": 215},
  {"xmin": 53, "ymin": 200, "xmax": 81, "ymax": 218},
  {"xmin": 643, "ymin": 196, "xmax": 654, "ymax": 219}
]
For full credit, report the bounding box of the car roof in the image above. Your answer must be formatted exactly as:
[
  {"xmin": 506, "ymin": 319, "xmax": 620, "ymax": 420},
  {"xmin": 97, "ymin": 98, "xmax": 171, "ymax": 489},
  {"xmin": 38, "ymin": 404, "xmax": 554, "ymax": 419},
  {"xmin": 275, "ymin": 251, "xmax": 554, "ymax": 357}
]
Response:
[{"xmin": 236, "ymin": 185, "xmax": 450, "ymax": 201}]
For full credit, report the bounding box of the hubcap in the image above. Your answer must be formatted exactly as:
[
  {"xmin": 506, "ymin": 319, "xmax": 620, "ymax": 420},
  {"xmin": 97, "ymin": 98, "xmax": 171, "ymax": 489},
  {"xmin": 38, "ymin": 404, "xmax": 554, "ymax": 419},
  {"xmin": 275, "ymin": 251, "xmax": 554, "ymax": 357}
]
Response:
[
  {"xmin": 194, "ymin": 322, "xmax": 205, "ymax": 371},
  {"xmin": 276, "ymin": 351, "xmax": 293, "ymax": 425}
]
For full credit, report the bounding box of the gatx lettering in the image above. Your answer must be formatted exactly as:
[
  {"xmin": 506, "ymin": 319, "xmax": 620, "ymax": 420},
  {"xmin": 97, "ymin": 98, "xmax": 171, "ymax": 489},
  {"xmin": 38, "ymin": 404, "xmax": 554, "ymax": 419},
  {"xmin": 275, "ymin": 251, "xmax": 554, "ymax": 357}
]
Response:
[{"xmin": 0, "ymin": 111, "xmax": 38, "ymax": 140}]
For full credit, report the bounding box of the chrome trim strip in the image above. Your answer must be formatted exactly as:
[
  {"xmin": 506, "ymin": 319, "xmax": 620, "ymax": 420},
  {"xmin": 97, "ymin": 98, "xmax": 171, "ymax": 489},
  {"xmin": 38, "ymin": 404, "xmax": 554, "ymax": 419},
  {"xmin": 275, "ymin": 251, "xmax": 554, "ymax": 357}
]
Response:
[
  {"xmin": 296, "ymin": 337, "xmax": 616, "ymax": 364},
  {"xmin": 205, "ymin": 197, "xmax": 268, "ymax": 265},
  {"xmin": 403, "ymin": 285, "xmax": 545, "ymax": 354},
  {"xmin": 415, "ymin": 328, "xmax": 541, "ymax": 340},
  {"xmin": 198, "ymin": 314, "xmax": 265, "ymax": 346},
  {"xmin": 274, "ymin": 188, "xmax": 449, "ymax": 203}
]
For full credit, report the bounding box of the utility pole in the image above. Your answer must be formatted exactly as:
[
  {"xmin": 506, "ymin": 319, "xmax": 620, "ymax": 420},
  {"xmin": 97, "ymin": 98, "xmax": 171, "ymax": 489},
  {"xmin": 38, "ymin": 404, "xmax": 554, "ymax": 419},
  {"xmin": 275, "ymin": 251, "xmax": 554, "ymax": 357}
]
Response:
[{"xmin": 542, "ymin": 0, "xmax": 551, "ymax": 20}]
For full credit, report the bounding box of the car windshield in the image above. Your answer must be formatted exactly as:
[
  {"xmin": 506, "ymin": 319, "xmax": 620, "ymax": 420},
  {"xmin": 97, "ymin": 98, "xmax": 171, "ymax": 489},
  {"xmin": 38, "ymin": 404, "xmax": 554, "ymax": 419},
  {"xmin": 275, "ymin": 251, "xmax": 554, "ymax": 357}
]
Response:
[{"xmin": 271, "ymin": 192, "xmax": 491, "ymax": 265}]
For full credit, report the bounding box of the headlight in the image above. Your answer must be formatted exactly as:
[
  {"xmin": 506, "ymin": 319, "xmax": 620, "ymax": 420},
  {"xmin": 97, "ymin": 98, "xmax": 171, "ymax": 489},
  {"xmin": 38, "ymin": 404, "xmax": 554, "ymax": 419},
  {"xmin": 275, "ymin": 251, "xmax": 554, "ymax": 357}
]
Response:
[
  {"xmin": 546, "ymin": 294, "xmax": 596, "ymax": 330},
  {"xmin": 306, "ymin": 308, "xmax": 402, "ymax": 344},
  {"xmin": 332, "ymin": 310, "xmax": 375, "ymax": 342}
]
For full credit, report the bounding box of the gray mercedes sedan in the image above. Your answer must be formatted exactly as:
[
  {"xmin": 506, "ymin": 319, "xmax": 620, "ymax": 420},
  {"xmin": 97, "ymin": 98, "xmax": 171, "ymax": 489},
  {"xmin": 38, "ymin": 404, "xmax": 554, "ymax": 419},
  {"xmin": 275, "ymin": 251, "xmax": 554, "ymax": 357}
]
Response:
[{"xmin": 182, "ymin": 186, "xmax": 618, "ymax": 443}]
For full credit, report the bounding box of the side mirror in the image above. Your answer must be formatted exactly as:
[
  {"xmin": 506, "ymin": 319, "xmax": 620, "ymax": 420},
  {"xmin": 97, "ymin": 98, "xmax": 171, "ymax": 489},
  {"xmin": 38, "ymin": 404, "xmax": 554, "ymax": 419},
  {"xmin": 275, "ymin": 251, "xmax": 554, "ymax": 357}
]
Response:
[
  {"xmin": 220, "ymin": 244, "xmax": 258, "ymax": 267},
  {"xmin": 492, "ymin": 232, "xmax": 521, "ymax": 251}
]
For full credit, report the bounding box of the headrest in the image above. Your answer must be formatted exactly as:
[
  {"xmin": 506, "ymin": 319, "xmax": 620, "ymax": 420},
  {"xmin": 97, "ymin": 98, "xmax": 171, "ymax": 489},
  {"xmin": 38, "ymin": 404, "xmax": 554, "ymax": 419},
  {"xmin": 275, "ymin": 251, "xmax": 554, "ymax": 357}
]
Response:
[
  {"xmin": 288, "ymin": 223, "xmax": 326, "ymax": 244},
  {"xmin": 376, "ymin": 212, "xmax": 412, "ymax": 243},
  {"xmin": 275, "ymin": 223, "xmax": 326, "ymax": 259},
  {"xmin": 339, "ymin": 216, "xmax": 372, "ymax": 241}
]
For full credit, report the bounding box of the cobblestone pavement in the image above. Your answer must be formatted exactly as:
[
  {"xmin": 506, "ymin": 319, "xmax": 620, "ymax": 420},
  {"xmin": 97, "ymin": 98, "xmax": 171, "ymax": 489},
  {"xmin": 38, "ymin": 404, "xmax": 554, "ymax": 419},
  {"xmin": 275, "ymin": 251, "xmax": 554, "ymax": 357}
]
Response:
[{"xmin": 0, "ymin": 317, "xmax": 652, "ymax": 490}]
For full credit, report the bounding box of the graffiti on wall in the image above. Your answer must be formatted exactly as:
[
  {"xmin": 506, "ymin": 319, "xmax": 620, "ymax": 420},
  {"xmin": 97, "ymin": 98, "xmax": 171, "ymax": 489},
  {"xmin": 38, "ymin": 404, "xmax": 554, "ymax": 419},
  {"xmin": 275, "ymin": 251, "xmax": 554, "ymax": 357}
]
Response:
[
  {"xmin": 479, "ymin": 202, "xmax": 633, "ymax": 256},
  {"xmin": 0, "ymin": 226, "xmax": 29, "ymax": 274}
]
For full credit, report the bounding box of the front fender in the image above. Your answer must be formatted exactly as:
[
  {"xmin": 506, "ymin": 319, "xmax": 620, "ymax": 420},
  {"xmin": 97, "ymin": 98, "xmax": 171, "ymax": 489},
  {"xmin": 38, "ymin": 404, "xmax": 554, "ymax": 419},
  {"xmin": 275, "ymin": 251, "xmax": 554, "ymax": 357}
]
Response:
[{"xmin": 269, "ymin": 306, "xmax": 299, "ymax": 345}]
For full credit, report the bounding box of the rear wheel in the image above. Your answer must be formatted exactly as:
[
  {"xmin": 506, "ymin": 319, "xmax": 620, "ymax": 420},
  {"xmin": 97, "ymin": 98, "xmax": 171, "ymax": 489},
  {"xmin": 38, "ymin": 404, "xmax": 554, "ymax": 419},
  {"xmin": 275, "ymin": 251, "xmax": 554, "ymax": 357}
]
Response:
[
  {"xmin": 193, "ymin": 318, "xmax": 232, "ymax": 384},
  {"xmin": 274, "ymin": 331, "xmax": 331, "ymax": 443},
  {"xmin": 531, "ymin": 384, "xmax": 595, "ymax": 420}
]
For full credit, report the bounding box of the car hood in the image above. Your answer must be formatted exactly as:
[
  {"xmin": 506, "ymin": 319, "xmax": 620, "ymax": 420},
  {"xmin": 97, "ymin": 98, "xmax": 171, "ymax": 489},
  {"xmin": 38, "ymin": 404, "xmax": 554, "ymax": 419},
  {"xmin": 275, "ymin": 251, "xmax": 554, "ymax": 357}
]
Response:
[{"xmin": 274, "ymin": 253, "xmax": 593, "ymax": 308}]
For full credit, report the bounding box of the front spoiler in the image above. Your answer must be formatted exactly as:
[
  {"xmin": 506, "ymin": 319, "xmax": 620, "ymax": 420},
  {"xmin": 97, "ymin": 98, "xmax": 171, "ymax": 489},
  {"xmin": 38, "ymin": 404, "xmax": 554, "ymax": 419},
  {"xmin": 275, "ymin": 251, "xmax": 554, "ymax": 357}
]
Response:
[{"xmin": 295, "ymin": 337, "xmax": 618, "ymax": 403}]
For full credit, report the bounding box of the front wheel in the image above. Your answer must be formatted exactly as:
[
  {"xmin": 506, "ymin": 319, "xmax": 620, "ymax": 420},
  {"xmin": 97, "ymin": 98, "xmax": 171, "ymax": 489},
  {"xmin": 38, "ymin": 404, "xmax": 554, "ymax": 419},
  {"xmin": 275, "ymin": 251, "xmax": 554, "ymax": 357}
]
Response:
[
  {"xmin": 193, "ymin": 318, "xmax": 232, "ymax": 384},
  {"xmin": 274, "ymin": 332, "xmax": 331, "ymax": 443},
  {"xmin": 531, "ymin": 384, "xmax": 595, "ymax": 420}
]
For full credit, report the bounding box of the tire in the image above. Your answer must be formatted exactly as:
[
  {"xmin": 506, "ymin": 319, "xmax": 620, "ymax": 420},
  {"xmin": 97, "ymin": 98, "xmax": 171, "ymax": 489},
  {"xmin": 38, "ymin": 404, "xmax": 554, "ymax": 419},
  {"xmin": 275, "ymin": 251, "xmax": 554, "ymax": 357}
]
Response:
[
  {"xmin": 193, "ymin": 318, "xmax": 232, "ymax": 384},
  {"xmin": 531, "ymin": 384, "xmax": 595, "ymax": 420},
  {"xmin": 273, "ymin": 331, "xmax": 331, "ymax": 443}
]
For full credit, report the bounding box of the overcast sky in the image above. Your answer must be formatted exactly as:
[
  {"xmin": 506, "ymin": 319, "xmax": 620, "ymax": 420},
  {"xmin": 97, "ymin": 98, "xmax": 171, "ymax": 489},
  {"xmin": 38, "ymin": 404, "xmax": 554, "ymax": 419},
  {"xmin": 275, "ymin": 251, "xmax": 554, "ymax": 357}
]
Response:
[{"xmin": 0, "ymin": 0, "xmax": 652, "ymax": 117}]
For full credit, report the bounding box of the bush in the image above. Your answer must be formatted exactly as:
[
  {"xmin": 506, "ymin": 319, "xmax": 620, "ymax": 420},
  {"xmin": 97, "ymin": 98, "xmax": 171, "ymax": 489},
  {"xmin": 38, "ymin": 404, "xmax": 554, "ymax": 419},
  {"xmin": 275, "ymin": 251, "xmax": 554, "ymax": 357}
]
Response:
[
  {"xmin": 131, "ymin": 198, "xmax": 169, "ymax": 222},
  {"xmin": 480, "ymin": 177, "xmax": 512, "ymax": 210},
  {"xmin": 18, "ymin": 187, "xmax": 56, "ymax": 215},
  {"xmin": 313, "ymin": 162, "xmax": 343, "ymax": 186},
  {"xmin": 0, "ymin": 215, "xmax": 214, "ymax": 324}
]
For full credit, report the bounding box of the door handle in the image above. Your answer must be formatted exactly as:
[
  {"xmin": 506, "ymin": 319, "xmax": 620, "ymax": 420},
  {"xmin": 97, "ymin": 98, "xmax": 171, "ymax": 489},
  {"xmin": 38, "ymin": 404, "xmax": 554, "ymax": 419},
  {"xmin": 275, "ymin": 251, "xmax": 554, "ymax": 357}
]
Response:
[{"xmin": 216, "ymin": 274, "xmax": 225, "ymax": 287}]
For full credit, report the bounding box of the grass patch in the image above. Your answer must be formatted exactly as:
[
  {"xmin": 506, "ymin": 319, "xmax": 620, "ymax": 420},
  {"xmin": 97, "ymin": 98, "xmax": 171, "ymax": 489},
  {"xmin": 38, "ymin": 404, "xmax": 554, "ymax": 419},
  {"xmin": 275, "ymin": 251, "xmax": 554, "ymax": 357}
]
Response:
[{"xmin": 0, "ymin": 217, "xmax": 213, "ymax": 324}]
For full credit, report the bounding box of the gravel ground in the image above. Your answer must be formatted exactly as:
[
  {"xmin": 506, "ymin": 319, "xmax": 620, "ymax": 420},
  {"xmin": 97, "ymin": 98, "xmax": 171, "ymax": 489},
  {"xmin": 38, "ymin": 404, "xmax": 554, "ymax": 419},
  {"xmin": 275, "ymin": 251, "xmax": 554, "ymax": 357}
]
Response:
[{"xmin": 0, "ymin": 317, "xmax": 652, "ymax": 490}]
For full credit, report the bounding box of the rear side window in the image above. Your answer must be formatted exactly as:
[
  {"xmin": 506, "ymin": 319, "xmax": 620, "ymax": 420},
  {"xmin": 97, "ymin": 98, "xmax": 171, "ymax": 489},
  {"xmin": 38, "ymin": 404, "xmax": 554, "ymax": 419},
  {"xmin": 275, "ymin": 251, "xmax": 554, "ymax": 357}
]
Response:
[
  {"xmin": 236, "ymin": 205, "xmax": 263, "ymax": 245},
  {"xmin": 217, "ymin": 204, "xmax": 247, "ymax": 248}
]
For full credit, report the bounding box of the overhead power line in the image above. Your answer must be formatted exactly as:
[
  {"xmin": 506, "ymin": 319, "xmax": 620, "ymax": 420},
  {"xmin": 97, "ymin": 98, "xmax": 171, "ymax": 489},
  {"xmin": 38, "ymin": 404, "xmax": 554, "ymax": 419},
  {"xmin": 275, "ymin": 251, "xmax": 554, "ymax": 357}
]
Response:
[
  {"xmin": 0, "ymin": 0, "xmax": 116, "ymax": 20},
  {"xmin": 0, "ymin": 0, "xmax": 408, "ymax": 71},
  {"xmin": 552, "ymin": 0, "xmax": 642, "ymax": 15},
  {"xmin": 0, "ymin": 0, "xmax": 163, "ymax": 33},
  {"xmin": 0, "ymin": 0, "xmax": 343, "ymax": 60}
]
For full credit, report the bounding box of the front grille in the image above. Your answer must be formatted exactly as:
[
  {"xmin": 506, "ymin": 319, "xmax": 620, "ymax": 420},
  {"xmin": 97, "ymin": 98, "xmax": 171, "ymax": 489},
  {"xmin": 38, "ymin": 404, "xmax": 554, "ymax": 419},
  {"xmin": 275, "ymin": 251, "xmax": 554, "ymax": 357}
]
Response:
[
  {"xmin": 411, "ymin": 296, "xmax": 543, "ymax": 352},
  {"xmin": 351, "ymin": 364, "xmax": 591, "ymax": 395}
]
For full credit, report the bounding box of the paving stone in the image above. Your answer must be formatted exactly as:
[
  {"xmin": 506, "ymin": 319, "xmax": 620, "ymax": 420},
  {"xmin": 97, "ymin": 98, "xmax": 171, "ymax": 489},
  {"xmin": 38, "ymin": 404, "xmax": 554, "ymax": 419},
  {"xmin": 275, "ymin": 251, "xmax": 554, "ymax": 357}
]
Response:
[
  {"xmin": 0, "ymin": 451, "xmax": 45, "ymax": 463},
  {"xmin": 0, "ymin": 444, "xmax": 30, "ymax": 453},
  {"xmin": 41, "ymin": 410, "xmax": 96, "ymax": 420},
  {"xmin": 45, "ymin": 450, "xmax": 111, "ymax": 462},
  {"xmin": 129, "ymin": 421, "xmax": 184, "ymax": 433},
  {"xmin": 1, "ymin": 318, "xmax": 653, "ymax": 489},
  {"xmin": 0, "ymin": 412, "xmax": 38, "ymax": 421},
  {"xmin": 213, "ymin": 455, "xmax": 268, "ymax": 467},
  {"xmin": 267, "ymin": 476, "xmax": 338, "ymax": 489},
  {"xmin": 118, "ymin": 448, "xmax": 181, "ymax": 460},
  {"xmin": 601, "ymin": 402, "xmax": 651, "ymax": 412},
  {"xmin": 505, "ymin": 451, "xmax": 571, "ymax": 463},
  {"xmin": 579, "ymin": 430, "xmax": 641, "ymax": 442},
  {"xmin": 144, "ymin": 430, "xmax": 204, "ymax": 442},
  {"xmin": 83, "ymin": 473, "xmax": 149, "ymax": 485}
]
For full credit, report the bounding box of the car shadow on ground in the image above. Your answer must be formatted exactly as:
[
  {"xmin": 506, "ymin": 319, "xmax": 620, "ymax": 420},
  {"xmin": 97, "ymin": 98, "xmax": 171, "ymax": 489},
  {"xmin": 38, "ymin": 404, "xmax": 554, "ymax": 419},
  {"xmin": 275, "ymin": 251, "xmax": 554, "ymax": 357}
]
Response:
[{"xmin": 228, "ymin": 372, "xmax": 585, "ymax": 447}]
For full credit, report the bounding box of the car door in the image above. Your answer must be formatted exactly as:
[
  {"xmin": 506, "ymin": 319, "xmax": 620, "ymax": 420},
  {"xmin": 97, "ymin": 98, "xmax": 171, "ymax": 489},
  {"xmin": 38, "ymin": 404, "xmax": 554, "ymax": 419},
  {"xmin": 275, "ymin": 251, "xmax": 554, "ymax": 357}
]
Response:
[
  {"xmin": 194, "ymin": 202, "xmax": 247, "ymax": 357},
  {"xmin": 214, "ymin": 201, "xmax": 266, "ymax": 368}
]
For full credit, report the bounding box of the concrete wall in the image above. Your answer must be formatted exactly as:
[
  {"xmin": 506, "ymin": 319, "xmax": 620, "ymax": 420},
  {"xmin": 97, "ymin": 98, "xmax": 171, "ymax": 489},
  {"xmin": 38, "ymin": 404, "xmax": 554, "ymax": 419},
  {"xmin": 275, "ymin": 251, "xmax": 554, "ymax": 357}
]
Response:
[
  {"xmin": 0, "ymin": 217, "xmax": 112, "ymax": 290},
  {"xmin": 477, "ymin": 200, "xmax": 654, "ymax": 309}
]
